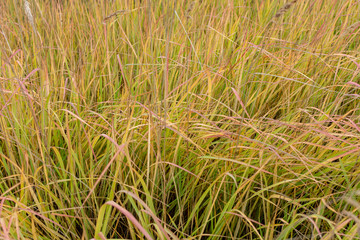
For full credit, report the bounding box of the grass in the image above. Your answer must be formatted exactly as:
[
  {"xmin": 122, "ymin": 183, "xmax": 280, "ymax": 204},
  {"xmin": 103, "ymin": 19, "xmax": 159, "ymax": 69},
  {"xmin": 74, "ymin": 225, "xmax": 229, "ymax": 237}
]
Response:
[{"xmin": 0, "ymin": 0, "xmax": 360, "ymax": 239}]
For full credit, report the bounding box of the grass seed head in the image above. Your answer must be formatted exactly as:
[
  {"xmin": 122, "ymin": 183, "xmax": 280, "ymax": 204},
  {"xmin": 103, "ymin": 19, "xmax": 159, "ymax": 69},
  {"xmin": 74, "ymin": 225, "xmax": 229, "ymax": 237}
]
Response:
[
  {"xmin": 274, "ymin": 0, "xmax": 298, "ymax": 18},
  {"xmin": 24, "ymin": 0, "xmax": 35, "ymax": 29}
]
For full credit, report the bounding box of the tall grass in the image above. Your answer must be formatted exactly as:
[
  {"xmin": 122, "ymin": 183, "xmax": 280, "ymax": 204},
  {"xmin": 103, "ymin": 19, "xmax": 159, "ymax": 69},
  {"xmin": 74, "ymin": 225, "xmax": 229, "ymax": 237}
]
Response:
[{"xmin": 0, "ymin": 0, "xmax": 360, "ymax": 239}]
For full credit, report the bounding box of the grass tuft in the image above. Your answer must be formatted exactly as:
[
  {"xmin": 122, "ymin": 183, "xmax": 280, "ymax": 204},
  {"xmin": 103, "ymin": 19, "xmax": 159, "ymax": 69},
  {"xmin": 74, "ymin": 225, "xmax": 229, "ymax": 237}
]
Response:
[{"xmin": 1, "ymin": 0, "xmax": 360, "ymax": 239}]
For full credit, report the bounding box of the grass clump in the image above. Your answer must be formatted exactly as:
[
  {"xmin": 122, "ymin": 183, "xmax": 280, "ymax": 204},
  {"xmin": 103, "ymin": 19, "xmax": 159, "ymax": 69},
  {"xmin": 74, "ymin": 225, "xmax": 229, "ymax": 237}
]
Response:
[{"xmin": 0, "ymin": 0, "xmax": 360, "ymax": 239}]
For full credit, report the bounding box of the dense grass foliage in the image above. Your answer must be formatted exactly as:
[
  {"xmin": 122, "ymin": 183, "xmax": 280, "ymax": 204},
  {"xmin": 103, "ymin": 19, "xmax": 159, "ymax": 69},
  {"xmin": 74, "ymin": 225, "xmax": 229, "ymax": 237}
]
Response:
[{"xmin": 1, "ymin": 0, "xmax": 360, "ymax": 239}]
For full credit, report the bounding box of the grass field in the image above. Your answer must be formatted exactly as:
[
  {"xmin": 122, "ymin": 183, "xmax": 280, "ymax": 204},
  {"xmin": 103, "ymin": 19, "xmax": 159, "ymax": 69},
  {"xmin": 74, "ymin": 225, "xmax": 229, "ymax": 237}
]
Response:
[{"xmin": 1, "ymin": 0, "xmax": 360, "ymax": 239}]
